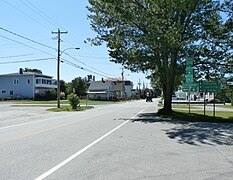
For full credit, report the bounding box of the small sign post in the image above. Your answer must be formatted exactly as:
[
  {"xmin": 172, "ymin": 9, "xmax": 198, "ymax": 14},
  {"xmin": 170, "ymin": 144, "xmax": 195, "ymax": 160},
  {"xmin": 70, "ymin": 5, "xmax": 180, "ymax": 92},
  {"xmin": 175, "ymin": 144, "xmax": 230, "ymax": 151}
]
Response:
[
  {"xmin": 199, "ymin": 81, "xmax": 221, "ymax": 117},
  {"xmin": 185, "ymin": 58, "xmax": 194, "ymax": 114}
]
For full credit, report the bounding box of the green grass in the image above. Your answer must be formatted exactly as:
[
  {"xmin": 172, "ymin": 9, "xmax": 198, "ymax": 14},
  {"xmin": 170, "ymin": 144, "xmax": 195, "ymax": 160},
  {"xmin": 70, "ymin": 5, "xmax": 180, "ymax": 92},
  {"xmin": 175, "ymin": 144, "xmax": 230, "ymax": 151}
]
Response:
[
  {"xmin": 79, "ymin": 99, "xmax": 114, "ymax": 105},
  {"xmin": 14, "ymin": 100, "xmax": 69, "ymax": 104},
  {"xmin": 158, "ymin": 103, "xmax": 233, "ymax": 110},
  {"xmin": 171, "ymin": 104, "xmax": 201, "ymax": 109},
  {"xmin": 158, "ymin": 109, "xmax": 233, "ymax": 123},
  {"xmin": 47, "ymin": 106, "xmax": 94, "ymax": 112},
  {"xmin": 13, "ymin": 99, "xmax": 114, "ymax": 105},
  {"xmin": 214, "ymin": 104, "xmax": 233, "ymax": 109}
]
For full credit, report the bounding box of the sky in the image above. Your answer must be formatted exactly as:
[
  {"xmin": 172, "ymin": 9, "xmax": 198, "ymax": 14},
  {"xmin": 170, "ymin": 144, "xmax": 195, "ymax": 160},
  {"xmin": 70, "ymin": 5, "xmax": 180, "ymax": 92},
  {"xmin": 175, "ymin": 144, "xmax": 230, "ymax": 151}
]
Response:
[{"xmin": 0, "ymin": 0, "xmax": 150, "ymax": 88}]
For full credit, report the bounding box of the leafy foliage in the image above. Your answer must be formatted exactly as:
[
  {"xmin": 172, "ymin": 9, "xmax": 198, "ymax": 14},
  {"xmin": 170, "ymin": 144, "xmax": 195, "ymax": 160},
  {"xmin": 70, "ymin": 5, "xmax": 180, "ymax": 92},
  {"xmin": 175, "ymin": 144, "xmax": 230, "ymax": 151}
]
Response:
[
  {"xmin": 24, "ymin": 68, "xmax": 42, "ymax": 74},
  {"xmin": 67, "ymin": 93, "xmax": 80, "ymax": 110},
  {"xmin": 67, "ymin": 77, "xmax": 89, "ymax": 97},
  {"xmin": 35, "ymin": 89, "xmax": 57, "ymax": 101},
  {"xmin": 60, "ymin": 80, "xmax": 68, "ymax": 97},
  {"xmin": 87, "ymin": 0, "xmax": 233, "ymax": 112}
]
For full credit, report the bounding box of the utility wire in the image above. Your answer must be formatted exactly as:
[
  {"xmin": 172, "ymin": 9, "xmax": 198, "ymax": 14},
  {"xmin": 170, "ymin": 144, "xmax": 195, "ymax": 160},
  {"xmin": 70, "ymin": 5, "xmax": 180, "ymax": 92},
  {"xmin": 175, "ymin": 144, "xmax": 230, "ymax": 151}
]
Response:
[
  {"xmin": 0, "ymin": 33, "xmax": 114, "ymax": 77},
  {"xmin": 1, "ymin": 0, "xmax": 51, "ymax": 30},
  {"xmin": 0, "ymin": 34, "xmax": 55, "ymax": 57},
  {"xmin": 63, "ymin": 52, "xmax": 116, "ymax": 77},
  {"xmin": 0, "ymin": 57, "xmax": 55, "ymax": 64},
  {"xmin": 21, "ymin": 0, "xmax": 60, "ymax": 28},
  {"xmin": 17, "ymin": 0, "xmax": 114, "ymax": 73},
  {"xmin": 62, "ymin": 59, "xmax": 110, "ymax": 78},
  {"xmin": 0, "ymin": 26, "xmax": 56, "ymax": 50},
  {"xmin": 0, "ymin": 53, "xmax": 33, "ymax": 59}
]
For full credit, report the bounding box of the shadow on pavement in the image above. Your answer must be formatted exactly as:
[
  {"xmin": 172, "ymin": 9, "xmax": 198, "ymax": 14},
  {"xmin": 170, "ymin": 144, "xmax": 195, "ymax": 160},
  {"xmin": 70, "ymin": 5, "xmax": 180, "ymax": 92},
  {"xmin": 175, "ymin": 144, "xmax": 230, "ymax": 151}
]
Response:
[{"xmin": 128, "ymin": 113, "xmax": 233, "ymax": 146}]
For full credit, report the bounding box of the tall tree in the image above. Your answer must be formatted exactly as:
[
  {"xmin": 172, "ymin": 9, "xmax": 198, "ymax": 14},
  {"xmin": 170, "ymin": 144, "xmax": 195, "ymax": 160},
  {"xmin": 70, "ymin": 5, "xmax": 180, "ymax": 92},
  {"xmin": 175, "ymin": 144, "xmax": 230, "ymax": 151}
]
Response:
[
  {"xmin": 87, "ymin": 0, "xmax": 233, "ymax": 113},
  {"xmin": 24, "ymin": 68, "xmax": 42, "ymax": 74},
  {"xmin": 67, "ymin": 77, "xmax": 89, "ymax": 97},
  {"xmin": 60, "ymin": 80, "xmax": 68, "ymax": 96}
]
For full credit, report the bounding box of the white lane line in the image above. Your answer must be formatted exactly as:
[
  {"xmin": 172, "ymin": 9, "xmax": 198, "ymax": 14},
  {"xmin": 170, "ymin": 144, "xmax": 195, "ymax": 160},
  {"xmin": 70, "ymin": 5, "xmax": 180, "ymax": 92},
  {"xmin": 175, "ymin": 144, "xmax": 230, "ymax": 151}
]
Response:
[{"xmin": 34, "ymin": 107, "xmax": 148, "ymax": 180}]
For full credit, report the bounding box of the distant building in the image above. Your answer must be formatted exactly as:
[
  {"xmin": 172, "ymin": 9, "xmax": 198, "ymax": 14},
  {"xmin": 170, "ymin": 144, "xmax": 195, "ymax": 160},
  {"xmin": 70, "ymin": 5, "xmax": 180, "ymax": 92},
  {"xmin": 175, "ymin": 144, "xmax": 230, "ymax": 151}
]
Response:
[
  {"xmin": 87, "ymin": 80, "xmax": 115, "ymax": 100},
  {"xmin": 0, "ymin": 68, "xmax": 57, "ymax": 99},
  {"xmin": 87, "ymin": 78, "xmax": 134, "ymax": 100}
]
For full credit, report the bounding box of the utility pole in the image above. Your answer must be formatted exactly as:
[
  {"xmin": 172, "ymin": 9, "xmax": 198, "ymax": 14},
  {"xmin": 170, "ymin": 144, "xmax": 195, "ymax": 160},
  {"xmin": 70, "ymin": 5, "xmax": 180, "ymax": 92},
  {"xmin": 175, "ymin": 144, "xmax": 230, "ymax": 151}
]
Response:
[
  {"xmin": 138, "ymin": 79, "xmax": 141, "ymax": 99},
  {"xmin": 121, "ymin": 67, "xmax": 125, "ymax": 99},
  {"xmin": 52, "ymin": 28, "xmax": 68, "ymax": 108}
]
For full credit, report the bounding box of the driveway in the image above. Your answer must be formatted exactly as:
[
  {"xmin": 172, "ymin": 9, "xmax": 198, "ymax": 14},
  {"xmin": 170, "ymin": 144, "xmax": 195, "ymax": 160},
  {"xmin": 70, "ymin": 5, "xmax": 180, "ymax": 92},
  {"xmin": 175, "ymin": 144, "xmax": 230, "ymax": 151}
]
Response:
[{"xmin": 0, "ymin": 103, "xmax": 70, "ymax": 127}]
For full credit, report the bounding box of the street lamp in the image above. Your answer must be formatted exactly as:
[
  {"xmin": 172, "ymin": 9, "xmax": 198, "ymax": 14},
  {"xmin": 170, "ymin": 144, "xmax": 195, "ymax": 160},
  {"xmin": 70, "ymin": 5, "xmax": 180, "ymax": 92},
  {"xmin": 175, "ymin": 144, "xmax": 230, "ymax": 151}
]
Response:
[{"xmin": 57, "ymin": 47, "xmax": 80, "ymax": 108}]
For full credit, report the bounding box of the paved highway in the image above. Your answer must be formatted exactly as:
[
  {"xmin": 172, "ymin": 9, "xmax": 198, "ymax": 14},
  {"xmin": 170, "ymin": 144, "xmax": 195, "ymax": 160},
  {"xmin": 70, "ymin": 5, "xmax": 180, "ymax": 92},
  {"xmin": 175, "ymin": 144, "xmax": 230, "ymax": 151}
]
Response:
[{"xmin": 0, "ymin": 99, "xmax": 233, "ymax": 179}]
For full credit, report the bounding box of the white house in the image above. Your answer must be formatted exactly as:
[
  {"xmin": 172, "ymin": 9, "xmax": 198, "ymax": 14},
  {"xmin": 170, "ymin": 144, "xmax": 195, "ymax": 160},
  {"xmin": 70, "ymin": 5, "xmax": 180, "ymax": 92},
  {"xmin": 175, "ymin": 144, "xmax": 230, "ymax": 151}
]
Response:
[
  {"xmin": 0, "ymin": 68, "xmax": 57, "ymax": 99},
  {"xmin": 87, "ymin": 78, "xmax": 134, "ymax": 100},
  {"xmin": 87, "ymin": 80, "xmax": 115, "ymax": 100}
]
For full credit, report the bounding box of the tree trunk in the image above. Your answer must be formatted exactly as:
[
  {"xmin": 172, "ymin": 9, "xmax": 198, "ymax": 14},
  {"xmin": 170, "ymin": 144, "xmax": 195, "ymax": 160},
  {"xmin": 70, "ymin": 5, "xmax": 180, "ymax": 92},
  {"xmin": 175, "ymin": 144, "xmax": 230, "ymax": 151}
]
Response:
[
  {"xmin": 159, "ymin": 48, "xmax": 178, "ymax": 114},
  {"xmin": 162, "ymin": 84, "xmax": 173, "ymax": 113}
]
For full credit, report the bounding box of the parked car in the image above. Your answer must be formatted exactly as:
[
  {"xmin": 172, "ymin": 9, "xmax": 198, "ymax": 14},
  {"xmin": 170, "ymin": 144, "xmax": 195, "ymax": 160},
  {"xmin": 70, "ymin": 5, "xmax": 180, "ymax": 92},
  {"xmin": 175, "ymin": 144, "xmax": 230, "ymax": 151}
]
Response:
[{"xmin": 146, "ymin": 96, "xmax": 152, "ymax": 102}]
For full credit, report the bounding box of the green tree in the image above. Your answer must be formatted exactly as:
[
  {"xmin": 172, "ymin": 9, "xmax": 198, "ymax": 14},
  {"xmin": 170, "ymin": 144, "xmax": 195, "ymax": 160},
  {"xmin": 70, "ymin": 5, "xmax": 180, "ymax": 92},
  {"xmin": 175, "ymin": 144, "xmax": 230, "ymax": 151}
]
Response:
[
  {"xmin": 87, "ymin": 0, "xmax": 233, "ymax": 113},
  {"xmin": 60, "ymin": 80, "xmax": 68, "ymax": 96},
  {"xmin": 67, "ymin": 93, "xmax": 80, "ymax": 110},
  {"xmin": 24, "ymin": 68, "xmax": 42, "ymax": 74},
  {"xmin": 67, "ymin": 77, "xmax": 89, "ymax": 97}
]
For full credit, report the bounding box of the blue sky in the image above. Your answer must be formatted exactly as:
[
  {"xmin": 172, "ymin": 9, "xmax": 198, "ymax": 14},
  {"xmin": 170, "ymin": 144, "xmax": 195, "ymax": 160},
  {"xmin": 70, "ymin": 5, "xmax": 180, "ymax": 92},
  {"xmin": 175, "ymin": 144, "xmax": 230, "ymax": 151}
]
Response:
[{"xmin": 0, "ymin": 0, "xmax": 150, "ymax": 88}]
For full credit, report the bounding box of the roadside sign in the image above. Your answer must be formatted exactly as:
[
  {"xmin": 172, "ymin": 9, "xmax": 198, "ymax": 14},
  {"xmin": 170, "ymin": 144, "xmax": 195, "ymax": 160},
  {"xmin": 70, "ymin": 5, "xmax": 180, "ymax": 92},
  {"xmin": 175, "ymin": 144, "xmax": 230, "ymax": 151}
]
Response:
[
  {"xmin": 199, "ymin": 82, "xmax": 221, "ymax": 92},
  {"xmin": 182, "ymin": 83, "xmax": 199, "ymax": 92},
  {"xmin": 186, "ymin": 58, "xmax": 193, "ymax": 83},
  {"xmin": 186, "ymin": 76, "xmax": 193, "ymax": 83},
  {"xmin": 186, "ymin": 58, "xmax": 193, "ymax": 67}
]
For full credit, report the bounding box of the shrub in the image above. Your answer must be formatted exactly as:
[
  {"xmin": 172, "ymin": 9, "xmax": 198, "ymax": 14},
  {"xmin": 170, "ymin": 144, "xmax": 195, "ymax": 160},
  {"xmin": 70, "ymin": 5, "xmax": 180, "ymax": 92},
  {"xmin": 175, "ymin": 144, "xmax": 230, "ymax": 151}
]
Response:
[
  {"xmin": 35, "ymin": 89, "xmax": 57, "ymax": 101},
  {"xmin": 67, "ymin": 93, "xmax": 80, "ymax": 110}
]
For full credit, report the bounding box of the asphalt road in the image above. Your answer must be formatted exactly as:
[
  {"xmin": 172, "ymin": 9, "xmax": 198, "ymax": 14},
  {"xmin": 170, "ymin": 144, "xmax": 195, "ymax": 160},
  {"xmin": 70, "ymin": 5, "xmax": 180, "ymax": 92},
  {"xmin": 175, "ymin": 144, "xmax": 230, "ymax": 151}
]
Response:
[{"xmin": 0, "ymin": 100, "xmax": 233, "ymax": 180}]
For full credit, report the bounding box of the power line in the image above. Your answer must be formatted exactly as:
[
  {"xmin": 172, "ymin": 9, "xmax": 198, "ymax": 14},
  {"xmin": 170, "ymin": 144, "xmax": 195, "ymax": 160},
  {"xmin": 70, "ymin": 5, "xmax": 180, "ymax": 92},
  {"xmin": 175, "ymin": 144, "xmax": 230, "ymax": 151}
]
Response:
[
  {"xmin": 0, "ymin": 57, "xmax": 55, "ymax": 64},
  {"xmin": 63, "ymin": 52, "xmax": 116, "ymax": 77},
  {"xmin": 0, "ymin": 34, "xmax": 55, "ymax": 57},
  {"xmin": 1, "ymin": 0, "xmax": 51, "ymax": 30},
  {"xmin": 18, "ymin": 0, "xmax": 84, "ymax": 51},
  {"xmin": 0, "ymin": 53, "xmax": 33, "ymax": 59},
  {"xmin": 21, "ymin": 0, "xmax": 61, "ymax": 28},
  {"xmin": 0, "ymin": 26, "xmax": 115, "ymax": 78},
  {"xmin": 0, "ymin": 26, "xmax": 56, "ymax": 50},
  {"xmin": 62, "ymin": 59, "xmax": 111, "ymax": 78},
  {"xmin": 76, "ymin": 54, "xmax": 110, "ymax": 60}
]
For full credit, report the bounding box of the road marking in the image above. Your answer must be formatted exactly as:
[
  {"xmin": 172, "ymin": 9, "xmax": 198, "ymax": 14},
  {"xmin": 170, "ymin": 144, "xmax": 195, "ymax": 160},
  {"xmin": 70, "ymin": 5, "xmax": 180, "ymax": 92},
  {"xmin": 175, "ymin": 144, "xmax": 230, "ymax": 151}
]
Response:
[
  {"xmin": 34, "ymin": 107, "xmax": 148, "ymax": 180},
  {"xmin": 0, "ymin": 114, "xmax": 72, "ymax": 130},
  {"xmin": 0, "ymin": 118, "xmax": 86, "ymax": 144}
]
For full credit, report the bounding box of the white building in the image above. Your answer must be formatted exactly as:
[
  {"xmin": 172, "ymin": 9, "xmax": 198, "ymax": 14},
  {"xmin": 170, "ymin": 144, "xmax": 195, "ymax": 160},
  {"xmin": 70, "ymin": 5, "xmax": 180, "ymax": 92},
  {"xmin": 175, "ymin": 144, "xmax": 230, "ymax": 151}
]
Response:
[{"xmin": 0, "ymin": 68, "xmax": 57, "ymax": 99}]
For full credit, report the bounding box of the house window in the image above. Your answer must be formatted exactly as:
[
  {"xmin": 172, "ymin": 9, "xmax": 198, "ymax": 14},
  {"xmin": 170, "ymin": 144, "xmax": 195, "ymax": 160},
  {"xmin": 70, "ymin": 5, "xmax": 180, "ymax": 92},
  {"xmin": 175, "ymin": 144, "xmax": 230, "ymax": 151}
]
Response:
[
  {"xmin": 1, "ymin": 90, "xmax": 6, "ymax": 94},
  {"xmin": 10, "ymin": 90, "xmax": 13, "ymax": 96},
  {"xmin": 13, "ymin": 79, "xmax": 19, "ymax": 85},
  {"xmin": 27, "ymin": 78, "xmax": 30, "ymax": 84}
]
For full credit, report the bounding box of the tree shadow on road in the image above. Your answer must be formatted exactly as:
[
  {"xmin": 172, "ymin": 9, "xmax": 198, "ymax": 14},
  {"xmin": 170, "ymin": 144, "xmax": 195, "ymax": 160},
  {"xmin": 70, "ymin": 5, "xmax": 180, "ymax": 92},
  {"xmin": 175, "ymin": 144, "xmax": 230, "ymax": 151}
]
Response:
[{"xmin": 130, "ymin": 113, "xmax": 233, "ymax": 146}]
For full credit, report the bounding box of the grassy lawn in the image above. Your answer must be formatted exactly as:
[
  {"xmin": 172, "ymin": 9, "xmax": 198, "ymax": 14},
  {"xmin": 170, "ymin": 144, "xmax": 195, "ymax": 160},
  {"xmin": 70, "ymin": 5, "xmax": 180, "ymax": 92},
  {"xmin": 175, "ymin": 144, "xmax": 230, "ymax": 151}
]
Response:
[
  {"xmin": 158, "ymin": 102, "xmax": 233, "ymax": 123},
  {"xmin": 159, "ymin": 103, "xmax": 204, "ymax": 109},
  {"xmin": 158, "ymin": 108, "xmax": 233, "ymax": 123},
  {"xmin": 158, "ymin": 103, "xmax": 233, "ymax": 110},
  {"xmin": 48, "ymin": 106, "xmax": 94, "ymax": 112},
  {"xmin": 214, "ymin": 104, "xmax": 233, "ymax": 109},
  {"xmin": 12, "ymin": 99, "xmax": 114, "ymax": 105}
]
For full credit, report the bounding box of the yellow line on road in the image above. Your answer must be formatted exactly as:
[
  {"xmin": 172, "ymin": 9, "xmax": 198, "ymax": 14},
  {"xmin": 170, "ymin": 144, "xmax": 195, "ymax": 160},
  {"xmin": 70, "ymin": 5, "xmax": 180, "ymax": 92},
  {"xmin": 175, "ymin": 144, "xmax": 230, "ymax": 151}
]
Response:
[{"xmin": 0, "ymin": 119, "xmax": 83, "ymax": 144}]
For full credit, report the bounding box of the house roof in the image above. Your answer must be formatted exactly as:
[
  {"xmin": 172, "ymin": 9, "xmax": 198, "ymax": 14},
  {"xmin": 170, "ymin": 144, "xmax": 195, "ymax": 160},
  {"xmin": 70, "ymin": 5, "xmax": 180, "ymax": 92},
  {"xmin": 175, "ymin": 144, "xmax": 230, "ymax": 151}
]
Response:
[
  {"xmin": 105, "ymin": 77, "xmax": 130, "ymax": 82},
  {"xmin": 0, "ymin": 72, "xmax": 53, "ymax": 78}
]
